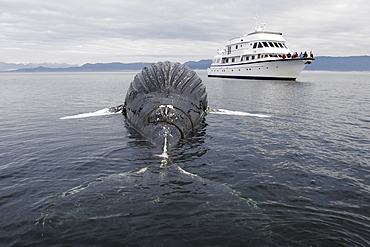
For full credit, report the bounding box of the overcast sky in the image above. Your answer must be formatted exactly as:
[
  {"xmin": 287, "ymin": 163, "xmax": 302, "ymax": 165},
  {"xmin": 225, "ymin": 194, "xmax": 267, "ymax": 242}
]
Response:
[{"xmin": 1, "ymin": 0, "xmax": 369, "ymax": 64}]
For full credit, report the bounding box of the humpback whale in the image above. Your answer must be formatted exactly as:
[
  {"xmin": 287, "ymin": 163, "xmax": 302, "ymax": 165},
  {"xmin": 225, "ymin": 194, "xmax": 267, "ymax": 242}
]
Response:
[
  {"xmin": 122, "ymin": 61, "xmax": 208, "ymax": 150},
  {"xmin": 37, "ymin": 62, "xmax": 272, "ymax": 245}
]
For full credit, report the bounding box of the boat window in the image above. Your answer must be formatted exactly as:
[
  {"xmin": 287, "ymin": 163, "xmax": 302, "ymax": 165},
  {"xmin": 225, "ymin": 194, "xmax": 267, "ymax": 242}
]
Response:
[
  {"xmin": 253, "ymin": 43, "xmax": 257, "ymax": 49},
  {"xmin": 227, "ymin": 46, "xmax": 231, "ymax": 55},
  {"xmin": 232, "ymin": 58, "xmax": 235, "ymax": 62},
  {"xmin": 283, "ymin": 43, "xmax": 288, "ymax": 49},
  {"xmin": 278, "ymin": 43, "xmax": 284, "ymax": 48},
  {"xmin": 258, "ymin": 42, "xmax": 263, "ymax": 48},
  {"xmin": 242, "ymin": 56, "xmax": 249, "ymax": 61},
  {"xmin": 268, "ymin": 42, "xmax": 275, "ymax": 47},
  {"xmin": 262, "ymin": 42, "xmax": 269, "ymax": 47},
  {"xmin": 252, "ymin": 55, "xmax": 255, "ymax": 60},
  {"xmin": 236, "ymin": 45, "xmax": 238, "ymax": 49},
  {"xmin": 273, "ymin": 42, "xmax": 279, "ymax": 47}
]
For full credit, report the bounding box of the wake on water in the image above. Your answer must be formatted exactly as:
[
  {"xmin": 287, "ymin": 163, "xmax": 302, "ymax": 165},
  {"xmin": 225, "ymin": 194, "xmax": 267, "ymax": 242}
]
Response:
[{"xmin": 60, "ymin": 107, "xmax": 271, "ymax": 120}]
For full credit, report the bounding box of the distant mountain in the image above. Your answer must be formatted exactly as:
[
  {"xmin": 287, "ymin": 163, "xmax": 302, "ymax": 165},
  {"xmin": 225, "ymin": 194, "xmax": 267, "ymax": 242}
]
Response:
[
  {"xmin": 184, "ymin": 59, "xmax": 212, "ymax": 69},
  {"xmin": 1, "ymin": 56, "xmax": 370, "ymax": 72},
  {"xmin": 0, "ymin": 62, "xmax": 77, "ymax": 72},
  {"xmin": 78, "ymin": 62, "xmax": 153, "ymax": 71},
  {"xmin": 306, "ymin": 56, "xmax": 370, "ymax": 71},
  {"xmin": 0, "ymin": 62, "xmax": 153, "ymax": 72},
  {"xmin": 181, "ymin": 56, "xmax": 370, "ymax": 71},
  {"xmin": 1, "ymin": 61, "xmax": 213, "ymax": 72}
]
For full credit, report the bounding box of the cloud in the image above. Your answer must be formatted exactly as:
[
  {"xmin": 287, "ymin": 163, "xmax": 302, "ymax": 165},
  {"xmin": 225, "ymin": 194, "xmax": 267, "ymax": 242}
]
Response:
[{"xmin": 1, "ymin": 0, "xmax": 370, "ymax": 63}]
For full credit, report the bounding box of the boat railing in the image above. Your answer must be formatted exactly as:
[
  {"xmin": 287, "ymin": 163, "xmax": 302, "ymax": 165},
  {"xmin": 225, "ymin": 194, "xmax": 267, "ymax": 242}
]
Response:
[{"xmin": 213, "ymin": 51, "xmax": 314, "ymax": 65}]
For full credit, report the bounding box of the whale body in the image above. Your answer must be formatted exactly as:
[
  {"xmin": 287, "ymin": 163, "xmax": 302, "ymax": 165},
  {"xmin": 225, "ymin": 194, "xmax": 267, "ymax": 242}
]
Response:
[
  {"xmin": 37, "ymin": 62, "xmax": 273, "ymax": 245},
  {"xmin": 123, "ymin": 61, "xmax": 208, "ymax": 148}
]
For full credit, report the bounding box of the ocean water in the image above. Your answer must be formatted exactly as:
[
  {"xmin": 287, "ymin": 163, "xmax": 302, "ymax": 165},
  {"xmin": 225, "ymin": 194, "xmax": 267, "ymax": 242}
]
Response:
[{"xmin": 0, "ymin": 70, "xmax": 369, "ymax": 246}]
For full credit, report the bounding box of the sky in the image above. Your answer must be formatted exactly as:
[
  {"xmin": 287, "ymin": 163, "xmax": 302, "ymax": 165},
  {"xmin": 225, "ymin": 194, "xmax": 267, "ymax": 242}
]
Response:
[{"xmin": 1, "ymin": 0, "xmax": 369, "ymax": 65}]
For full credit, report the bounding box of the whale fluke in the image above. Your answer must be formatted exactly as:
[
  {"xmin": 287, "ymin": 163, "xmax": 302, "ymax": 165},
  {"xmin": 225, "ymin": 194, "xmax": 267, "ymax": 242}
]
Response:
[{"xmin": 123, "ymin": 61, "xmax": 208, "ymax": 149}]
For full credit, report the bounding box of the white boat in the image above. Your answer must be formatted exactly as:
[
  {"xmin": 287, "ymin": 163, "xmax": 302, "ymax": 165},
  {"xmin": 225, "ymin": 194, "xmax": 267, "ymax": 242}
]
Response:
[{"xmin": 207, "ymin": 22, "xmax": 314, "ymax": 80}]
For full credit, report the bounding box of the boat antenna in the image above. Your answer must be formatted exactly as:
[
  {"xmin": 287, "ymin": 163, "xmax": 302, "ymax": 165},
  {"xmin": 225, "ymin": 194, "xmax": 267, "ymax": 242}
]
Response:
[
  {"xmin": 255, "ymin": 19, "xmax": 266, "ymax": 32},
  {"xmin": 254, "ymin": 6, "xmax": 259, "ymax": 31},
  {"xmin": 254, "ymin": 6, "xmax": 266, "ymax": 32}
]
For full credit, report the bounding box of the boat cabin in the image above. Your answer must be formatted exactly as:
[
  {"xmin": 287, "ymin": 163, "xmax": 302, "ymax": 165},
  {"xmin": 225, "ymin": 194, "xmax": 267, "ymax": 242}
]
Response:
[{"xmin": 212, "ymin": 31, "xmax": 292, "ymax": 64}]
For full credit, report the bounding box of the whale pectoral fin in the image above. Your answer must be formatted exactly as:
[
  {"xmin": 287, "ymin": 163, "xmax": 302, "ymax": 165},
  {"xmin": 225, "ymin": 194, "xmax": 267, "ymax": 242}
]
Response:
[
  {"xmin": 176, "ymin": 166, "xmax": 198, "ymax": 178},
  {"xmin": 108, "ymin": 104, "xmax": 125, "ymax": 114},
  {"xmin": 135, "ymin": 167, "xmax": 148, "ymax": 174}
]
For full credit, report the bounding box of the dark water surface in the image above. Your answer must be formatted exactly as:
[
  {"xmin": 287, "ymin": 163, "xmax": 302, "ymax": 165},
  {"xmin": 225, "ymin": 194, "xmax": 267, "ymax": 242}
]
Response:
[{"xmin": 0, "ymin": 70, "xmax": 369, "ymax": 246}]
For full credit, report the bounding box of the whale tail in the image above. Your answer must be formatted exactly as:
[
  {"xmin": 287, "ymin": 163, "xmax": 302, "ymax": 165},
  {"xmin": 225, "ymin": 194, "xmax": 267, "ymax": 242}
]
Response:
[{"xmin": 123, "ymin": 61, "xmax": 208, "ymax": 148}]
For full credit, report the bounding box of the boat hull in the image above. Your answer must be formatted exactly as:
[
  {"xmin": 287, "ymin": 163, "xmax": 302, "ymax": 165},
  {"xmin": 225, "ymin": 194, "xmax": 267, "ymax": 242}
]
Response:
[{"xmin": 207, "ymin": 58, "xmax": 314, "ymax": 80}]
